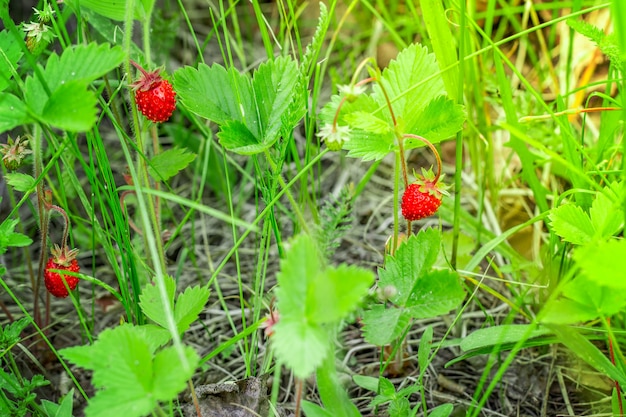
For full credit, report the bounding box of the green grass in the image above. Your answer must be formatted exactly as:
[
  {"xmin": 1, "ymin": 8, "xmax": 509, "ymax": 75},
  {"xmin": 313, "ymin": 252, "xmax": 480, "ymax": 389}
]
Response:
[{"xmin": 0, "ymin": 0, "xmax": 624, "ymax": 416}]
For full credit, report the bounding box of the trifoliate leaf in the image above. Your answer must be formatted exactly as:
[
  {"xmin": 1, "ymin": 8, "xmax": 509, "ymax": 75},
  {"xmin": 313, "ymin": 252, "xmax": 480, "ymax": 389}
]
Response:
[
  {"xmin": 549, "ymin": 204, "xmax": 595, "ymax": 245},
  {"xmin": 373, "ymin": 43, "xmax": 446, "ymax": 134},
  {"xmin": 5, "ymin": 173, "xmax": 35, "ymax": 193},
  {"xmin": 139, "ymin": 276, "xmax": 176, "ymax": 329},
  {"xmin": 405, "ymin": 269, "xmax": 465, "ymax": 319},
  {"xmin": 41, "ymin": 81, "xmax": 98, "ymax": 132},
  {"xmin": 0, "ymin": 93, "xmax": 31, "ymax": 134},
  {"xmin": 0, "ymin": 30, "xmax": 23, "ymax": 92},
  {"xmin": 147, "ymin": 147, "xmax": 196, "ymax": 182},
  {"xmin": 378, "ymin": 229, "xmax": 441, "ymax": 306},
  {"xmin": 174, "ymin": 284, "xmax": 210, "ymax": 334},
  {"xmin": 574, "ymin": 239, "xmax": 626, "ymax": 289},
  {"xmin": 362, "ymin": 305, "xmax": 411, "ymax": 346}
]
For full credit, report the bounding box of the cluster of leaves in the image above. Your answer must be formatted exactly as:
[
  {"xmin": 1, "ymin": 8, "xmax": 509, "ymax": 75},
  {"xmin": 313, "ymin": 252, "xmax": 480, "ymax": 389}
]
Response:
[
  {"xmin": 362, "ymin": 229, "xmax": 465, "ymax": 346},
  {"xmin": 318, "ymin": 44, "xmax": 465, "ymax": 160},
  {"xmin": 60, "ymin": 277, "xmax": 210, "ymax": 417},
  {"xmin": 544, "ymin": 181, "xmax": 625, "ymax": 323}
]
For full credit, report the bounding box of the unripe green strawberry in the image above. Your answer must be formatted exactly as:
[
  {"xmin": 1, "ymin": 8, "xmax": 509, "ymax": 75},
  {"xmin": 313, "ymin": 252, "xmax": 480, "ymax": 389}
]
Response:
[
  {"xmin": 130, "ymin": 60, "xmax": 176, "ymax": 123},
  {"xmin": 44, "ymin": 245, "xmax": 80, "ymax": 298}
]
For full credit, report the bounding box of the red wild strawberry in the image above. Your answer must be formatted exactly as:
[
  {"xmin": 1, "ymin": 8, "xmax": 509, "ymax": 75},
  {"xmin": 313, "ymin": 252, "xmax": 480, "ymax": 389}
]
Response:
[
  {"xmin": 130, "ymin": 60, "xmax": 176, "ymax": 123},
  {"xmin": 44, "ymin": 245, "xmax": 80, "ymax": 298},
  {"xmin": 401, "ymin": 170, "xmax": 447, "ymax": 221}
]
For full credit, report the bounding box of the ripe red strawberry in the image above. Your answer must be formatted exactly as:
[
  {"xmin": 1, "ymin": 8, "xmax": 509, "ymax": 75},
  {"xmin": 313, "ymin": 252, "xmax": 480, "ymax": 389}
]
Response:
[
  {"xmin": 130, "ymin": 60, "xmax": 176, "ymax": 123},
  {"xmin": 44, "ymin": 245, "xmax": 80, "ymax": 298},
  {"xmin": 401, "ymin": 170, "xmax": 446, "ymax": 221}
]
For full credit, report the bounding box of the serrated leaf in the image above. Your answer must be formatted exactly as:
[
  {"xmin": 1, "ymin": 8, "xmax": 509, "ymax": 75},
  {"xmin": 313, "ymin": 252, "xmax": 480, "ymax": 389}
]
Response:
[
  {"xmin": 590, "ymin": 187, "xmax": 623, "ymax": 239},
  {"xmin": 404, "ymin": 96, "xmax": 465, "ymax": 144},
  {"xmin": 1, "ymin": 317, "xmax": 31, "ymax": 347},
  {"xmin": 174, "ymin": 284, "xmax": 210, "ymax": 334},
  {"xmin": 152, "ymin": 345, "xmax": 198, "ymax": 400},
  {"xmin": 549, "ymin": 204, "xmax": 595, "ymax": 245},
  {"xmin": 0, "ymin": 30, "xmax": 23, "ymax": 92},
  {"xmin": 5, "ymin": 172, "xmax": 36, "ymax": 193},
  {"xmin": 309, "ymin": 264, "xmax": 374, "ymax": 324},
  {"xmin": 41, "ymin": 81, "xmax": 98, "ymax": 132},
  {"xmin": 147, "ymin": 147, "xmax": 196, "ymax": 182},
  {"xmin": 24, "ymin": 43, "xmax": 123, "ymax": 124},
  {"xmin": 139, "ymin": 276, "xmax": 176, "ymax": 329},
  {"xmin": 174, "ymin": 64, "xmax": 253, "ymax": 126},
  {"xmin": 373, "ymin": 44, "xmax": 445, "ymax": 133},
  {"xmin": 389, "ymin": 398, "xmax": 411, "ymax": 417},
  {"xmin": 379, "ymin": 229, "xmax": 441, "ymax": 306},
  {"xmin": 362, "ymin": 305, "xmax": 412, "ymax": 346},
  {"xmin": 379, "ymin": 377, "xmax": 396, "ymax": 397},
  {"xmin": 272, "ymin": 317, "xmax": 329, "ymax": 379},
  {"xmin": 217, "ymin": 120, "xmax": 267, "ymax": 155},
  {"xmin": 574, "ymin": 239, "xmax": 626, "ymax": 289},
  {"xmin": 252, "ymin": 56, "xmax": 300, "ymax": 143},
  {"xmin": 0, "ymin": 93, "xmax": 31, "ymax": 133},
  {"xmin": 567, "ymin": 19, "xmax": 623, "ymax": 65},
  {"xmin": 405, "ymin": 269, "xmax": 465, "ymax": 319}
]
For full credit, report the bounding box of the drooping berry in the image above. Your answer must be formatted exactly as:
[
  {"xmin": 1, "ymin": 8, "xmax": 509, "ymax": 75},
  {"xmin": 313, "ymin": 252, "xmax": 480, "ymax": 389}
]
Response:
[
  {"xmin": 130, "ymin": 60, "xmax": 176, "ymax": 123},
  {"xmin": 401, "ymin": 170, "xmax": 446, "ymax": 221},
  {"xmin": 44, "ymin": 245, "xmax": 80, "ymax": 298}
]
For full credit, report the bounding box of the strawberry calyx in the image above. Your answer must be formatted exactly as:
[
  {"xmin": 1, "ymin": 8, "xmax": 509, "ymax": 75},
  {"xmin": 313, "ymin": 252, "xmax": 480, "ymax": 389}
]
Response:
[
  {"xmin": 49, "ymin": 244, "xmax": 79, "ymax": 267},
  {"xmin": 129, "ymin": 59, "xmax": 165, "ymax": 92},
  {"xmin": 411, "ymin": 167, "xmax": 449, "ymax": 197}
]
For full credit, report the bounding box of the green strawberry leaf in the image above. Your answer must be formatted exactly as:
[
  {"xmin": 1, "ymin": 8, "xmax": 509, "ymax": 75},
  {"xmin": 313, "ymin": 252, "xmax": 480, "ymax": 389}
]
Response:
[
  {"xmin": 174, "ymin": 58, "xmax": 301, "ymax": 155},
  {"xmin": 174, "ymin": 64, "xmax": 253, "ymax": 125},
  {"xmin": 217, "ymin": 120, "xmax": 266, "ymax": 155},
  {"xmin": 0, "ymin": 218, "xmax": 33, "ymax": 255},
  {"xmin": 23, "ymin": 43, "xmax": 123, "ymax": 132},
  {"xmin": 403, "ymin": 96, "xmax": 465, "ymax": 146},
  {"xmin": 309, "ymin": 264, "xmax": 374, "ymax": 324},
  {"xmin": 152, "ymin": 345, "xmax": 199, "ymax": 400},
  {"xmin": 139, "ymin": 276, "xmax": 176, "ymax": 329},
  {"xmin": 174, "ymin": 284, "xmax": 210, "ymax": 334},
  {"xmin": 362, "ymin": 305, "xmax": 412, "ymax": 346},
  {"xmin": 549, "ymin": 204, "xmax": 595, "ymax": 245},
  {"xmin": 378, "ymin": 229, "xmax": 441, "ymax": 306},
  {"xmin": 343, "ymin": 111, "xmax": 393, "ymax": 134},
  {"xmin": 41, "ymin": 81, "xmax": 98, "ymax": 132},
  {"xmin": 272, "ymin": 317, "xmax": 329, "ymax": 379},
  {"xmin": 389, "ymin": 398, "xmax": 411, "ymax": 417},
  {"xmin": 274, "ymin": 234, "xmax": 372, "ymax": 378},
  {"xmin": 0, "ymin": 317, "xmax": 31, "ymax": 348},
  {"xmin": 147, "ymin": 147, "xmax": 197, "ymax": 182},
  {"xmin": 0, "ymin": 93, "xmax": 32, "ymax": 134},
  {"xmin": 590, "ymin": 185, "xmax": 623, "ymax": 239},
  {"xmin": 0, "ymin": 30, "xmax": 23, "ymax": 92},
  {"xmin": 405, "ymin": 269, "xmax": 465, "ymax": 319},
  {"xmin": 252, "ymin": 56, "xmax": 300, "ymax": 144},
  {"xmin": 373, "ymin": 43, "xmax": 446, "ymax": 134},
  {"xmin": 574, "ymin": 239, "xmax": 626, "ymax": 289},
  {"xmin": 5, "ymin": 173, "xmax": 35, "ymax": 193}
]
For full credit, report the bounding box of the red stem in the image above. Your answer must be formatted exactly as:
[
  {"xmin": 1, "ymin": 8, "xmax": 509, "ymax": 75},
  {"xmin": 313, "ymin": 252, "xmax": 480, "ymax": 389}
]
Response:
[
  {"xmin": 402, "ymin": 134, "xmax": 443, "ymax": 184},
  {"xmin": 47, "ymin": 204, "xmax": 71, "ymax": 249}
]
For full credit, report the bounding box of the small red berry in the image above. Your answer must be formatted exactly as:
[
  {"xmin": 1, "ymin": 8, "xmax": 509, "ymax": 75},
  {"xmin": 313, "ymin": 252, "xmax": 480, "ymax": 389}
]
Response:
[
  {"xmin": 44, "ymin": 245, "xmax": 80, "ymax": 298},
  {"xmin": 130, "ymin": 60, "xmax": 176, "ymax": 123},
  {"xmin": 401, "ymin": 175, "xmax": 445, "ymax": 221}
]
